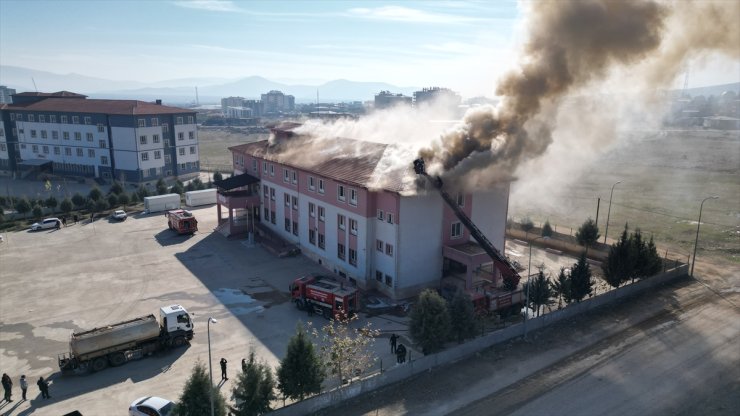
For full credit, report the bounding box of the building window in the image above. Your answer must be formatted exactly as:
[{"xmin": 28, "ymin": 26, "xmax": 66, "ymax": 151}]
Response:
[
  {"xmin": 270, "ymin": 188, "xmax": 275, "ymax": 200},
  {"xmin": 61, "ymin": 115, "xmax": 68, "ymax": 124},
  {"xmin": 101, "ymin": 156, "xmax": 108, "ymax": 165},
  {"xmin": 84, "ymin": 116, "xmax": 91, "ymax": 125},
  {"xmin": 309, "ymin": 176, "xmax": 315, "ymax": 191},
  {"xmin": 270, "ymin": 211, "xmax": 276, "ymax": 224},
  {"xmin": 190, "ymin": 146, "xmax": 195, "ymax": 154},
  {"xmin": 138, "ymin": 119, "xmax": 146, "ymax": 127},
  {"xmin": 97, "ymin": 124, "xmax": 105, "ymax": 133},
  {"xmin": 18, "ymin": 128, "xmax": 24, "ymax": 135},
  {"xmin": 52, "ymin": 131, "xmax": 58, "ymax": 140},
  {"xmin": 189, "ymin": 131, "xmax": 194, "ymax": 140},
  {"xmin": 386, "ymin": 244, "xmax": 394, "ymax": 257},
  {"xmin": 309, "ymin": 203, "xmax": 315, "ymax": 217},
  {"xmin": 285, "ymin": 218, "xmax": 291, "ymax": 232},
  {"xmin": 40, "ymin": 130, "xmax": 48, "ymax": 139},
  {"xmin": 284, "ymin": 169, "xmax": 289, "ymax": 182},
  {"xmin": 164, "ymin": 154, "xmax": 171, "ymax": 163},
  {"xmin": 163, "ymin": 123, "xmax": 169, "ymax": 132},
  {"xmin": 31, "ymin": 130, "xmax": 37, "ymax": 138},
  {"xmin": 63, "ymin": 132, "xmax": 70, "ymax": 140},
  {"xmin": 338, "ymin": 243, "xmax": 345, "ymax": 260},
  {"xmin": 376, "ymin": 240, "xmax": 383, "ymax": 251},
  {"xmin": 10, "ymin": 113, "xmax": 14, "ymax": 121},
  {"xmin": 270, "ymin": 164, "xmax": 274, "ymax": 176},
  {"xmin": 457, "ymin": 193, "xmax": 465, "ymax": 207},
  {"xmin": 53, "ymin": 146, "xmax": 60, "ymax": 155},
  {"xmin": 350, "ymin": 189, "xmax": 357, "ymax": 206},
  {"xmin": 152, "ymin": 118, "xmax": 159, "ymax": 127},
  {"xmin": 99, "ymin": 140, "xmax": 107, "ymax": 149},
  {"xmin": 188, "ymin": 116, "xmax": 194, "ymax": 124},
  {"xmin": 86, "ymin": 132, "xmax": 93, "ymax": 141},
  {"xmin": 292, "ymin": 221, "xmax": 298, "ymax": 236},
  {"xmin": 252, "ymin": 159, "xmax": 257, "ymax": 171},
  {"xmin": 264, "ymin": 207, "xmax": 269, "ymax": 221},
  {"xmin": 0, "ymin": 129, "xmax": 4, "ymax": 137},
  {"xmin": 309, "ymin": 229, "xmax": 316, "ymax": 245},
  {"xmin": 72, "ymin": 116, "xmax": 79, "ymax": 124},
  {"xmin": 349, "ymin": 249, "xmax": 357, "ymax": 266},
  {"xmin": 318, "ymin": 233, "xmax": 325, "ymax": 249},
  {"xmin": 43, "ymin": 146, "xmax": 49, "ymax": 154},
  {"xmin": 87, "ymin": 149, "xmax": 94, "ymax": 157},
  {"xmin": 154, "ymin": 150, "xmax": 162, "ymax": 159},
  {"xmin": 28, "ymin": 114, "xmax": 34, "ymax": 122},
  {"xmin": 76, "ymin": 148, "xmax": 83, "ymax": 157},
  {"xmin": 292, "ymin": 171, "xmax": 297, "ymax": 184},
  {"xmin": 177, "ymin": 117, "xmax": 183, "ymax": 125},
  {"xmin": 178, "ymin": 132, "xmax": 184, "ymax": 140},
  {"xmin": 74, "ymin": 132, "xmax": 81, "ymax": 140},
  {"xmin": 292, "ymin": 196, "xmax": 298, "ymax": 210},
  {"xmin": 349, "ymin": 219, "xmax": 358, "ymax": 235},
  {"xmin": 318, "ymin": 206, "xmax": 325, "ymax": 222},
  {"xmin": 263, "ymin": 161, "xmax": 268, "ymax": 173},
  {"xmin": 65, "ymin": 147, "xmax": 72, "ymax": 156},
  {"xmin": 153, "ymin": 134, "xmax": 160, "ymax": 144},
  {"xmin": 179, "ymin": 148, "xmax": 185, "ymax": 156},
  {"xmin": 50, "ymin": 115, "xmax": 56, "ymax": 123},
  {"xmin": 318, "ymin": 179, "xmax": 324, "ymax": 194},
  {"xmin": 338, "ymin": 214, "xmax": 345, "ymax": 230},
  {"xmin": 376, "ymin": 271, "xmax": 383, "ymax": 282},
  {"xmin": 451, "ymin": 222, "xmax": 462, "ymax": 238},
  {"xmin": 385, "ymin": 274, "xmax": 393, "ymax": 287},
  {"xmin": 139, "ymin": 135, "xmax": 147, "ymax": 145},
  {"xmin": 263, "ymin": 185, "xmax": 268, "ymax": 197},
  {"xmin": 285, "ymin": 194, "xmax": 290, "ymax": 206},
  {"xmin": 39, "ymin": 115, "xmax": 45, "ymax": 123},
  {"xmin": 141, "ymin": 152, "xmax": 149, "ymax": 161},
  {"xmin": 387, "ymin": 213, "xmax": 394, "ymax": 224},
  {"xmin": 338, "ymin": 185, "xmax": 346, "ymax": 202}
]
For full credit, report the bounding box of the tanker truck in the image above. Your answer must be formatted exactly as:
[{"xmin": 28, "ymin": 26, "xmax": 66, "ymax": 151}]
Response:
[{"xmin": 58, "ymin": 305, "xmax": 194, "ymax": 374}]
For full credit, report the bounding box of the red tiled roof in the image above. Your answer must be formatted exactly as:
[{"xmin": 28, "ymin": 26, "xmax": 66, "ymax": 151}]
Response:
[{"xmin": 4, "ymin": 98, "xmax": 194, "ymax": 115}]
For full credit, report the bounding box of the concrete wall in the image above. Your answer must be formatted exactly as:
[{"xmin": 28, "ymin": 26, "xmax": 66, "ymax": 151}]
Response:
[{"xmin": 267, "ymin": 263, "xmax": 689, "ymax": 415}]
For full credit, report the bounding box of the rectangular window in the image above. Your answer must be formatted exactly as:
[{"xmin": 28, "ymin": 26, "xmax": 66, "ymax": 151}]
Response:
[
  {"xmin": 318, "ymin": 206, "xmax": 325, "ymax": 221},
  {"xmin": 152, "ymin": 118, "xmax": 159, "ymax": 127},
  {"xmin": 349, "ymin": 249, "xmax": 357, "ymax": 266},
  {"xmin": 138, "ymin": 119, "xmax": 146, "ymax": 127},
  {"xmin": 386, "ymin": 244, "xmax": 394, "ymax": 257},
  {"xmin": 31, "ymin": 130, "xmax": 37, "ymax": 138},
  {"xmin": 61, "ymin": 115, "xmax": 68, "ymax": 124},
  {"xmin": 338, "ymin": 185, "xmax": 346, "ymax": 202},
  {"xmin": 270, "ymin": 188, "xmax": 275, "ymax": 200},
  {"xmin": 285, "ymin": 218, "xmax": 291, "ymax": 232},
  {"xmin": 309, "ymin": 229, "xmax": 316, "ymax": 245},
  {"xmin": 97, "ymin": 124, "xmax": 104, "ymax": 133},
  {"xmin": 318, "ymin": 233, "xmax": 325, "ymax": 249},
  {"xmin": 385, "ymin": 274, "xmax": 393, "ymax": 287},
  {"xmin": 338, "ymin": 214, "xmax": 345, "ymax": 230},
  {"xmin": 377, "ymin": 210, "xmax": 384, "ymax": 221},
  {"xmin": 0, "ymin": 129, "xmax": 4, "ymax": 137},
  {"xmin": 318, "ymin": 179, "xmax": 325, "ymax": 194},
  {"xmin": 154, "ymin": 150, "xmax": 162, "ymax": 159},
  {"xmin": 141, "ymin": 152, "xmax": 149, "ymax": 161},
  {"xmin": 84, "ymin": 116, "xmax": 91, "ymax": 125},
  {"xmin": 451, "ymin": 222, "xmax": 462, "ymax": 238},
  {"xmin": 179, "ymin": 148, "xmax": 185, "ymax": 156},
  {"xmin": 270, "ymin": 211, "xmax": 276, "ymax": 224},
  {"xmin": 252, "ymin": 159, "xmax": 257, "ymax": 172},
  {"xmin": 292, "ymin": 171, "xmax": 297, "ymax": 184},
  {"xmin": 87, "ymin": 149, "xmax": 94, "ymax": 158},
  {"xmin": 387, "ymin": 213, "xmax": 394, "ymax": 224},
  {"xmin": 28, "ymin": 114, "xmax": 34, "ymax": 122},
  {"xmin": 52, "ymin": 131, "xmax": 58, "ymax": 140},
  {"xmin": 164, "ymin": 154, "xmax": 171, "ymax": 163},
  {"xmin": 190, "ymin": 146, "xmax": 195, "ymax": 154},
  {"xmin": 41, "ymin": 130, "xmax": 47, "ymax": 139},
  {"xmin": 139, "ymin": 135, "xmax": 147, "ymax": 145},
  {"xmin": 65, "ymin": 147, "xmax": 72, "ymax": 156},
  {"xmin": 292, "ymin": 196, "xmax": 298, "ymax": 210},
  {"xmin": 43, "ymin": 145, "xmax": 49, "ymax": 154},
  {"xmin": 292, "ymin": 221, "xmax": 298, "ymax": 236},
  {"xmin": 39, "ymin": 115, "xmax": 45, "ymax": 123},
  {"xmin": 100, "ymin": 155, "xmax": 108, "ymax": 165},
  {"xmin": 350, "ymin": 189, "xmax": 358, "ymax": 206},
  {"xmin": 163, "ymin": 123, "xmax": 169, "ymax": 133},
  {"xmin": 72, "ymin": 116, "xmax": 79, "ymax": 124},
  {"xmin": 86, "ymin": 132, "xmax": 93, "ymax": 141},
  {"xmin": 285, "ymin": 194, "xmax": 290, "ymax": 206},
  {"xmin": 178, "ymin": 132, "xmax": 184, "ymax": 140},
  {"xmin": 262, "ymin": 161, "xmax": 267, "ymax": 173},
  {"xmin": 53, "ymin": 146, "xmax": 60, "ymax": 155},
  {"xmin": 99, "ymin": 140, "xmax": 107, "ymax": 149},
  {"xmin": 188, "ymin": 131, "xmax": 194, "ymax": 140},
  {"xmin": 457, "ymin": 193, "xmax": 464, "ymax": 207},
  {"xmin": 63, "ymin": 132, "xmax": 70, "ymax": 140},
  {"xmin": 188, "ymin": 116, "xmax": 194, "ymax": 124},
  {"xmin": 264, "ymin": 207, "xmax": 269, "ymax": 221},
  {"xmin": 263, "ymin": 185, "xmax": 268, "ymax": 197},
  {"xmin": 349, "ymin": 219, "xmax": 358, "ymax": 235},
  {"xmin": 10, "ymin": 113, "xmax": 14, "ymax": 121},
  {"xmin": 270, "ymin": 165, "xmax": 274, "ymax": 176},
  {"xmin": 74, "ymin": 132, "xmax": 81, "ymax": 140},
  {"xmin": 309, "ymin": 176, "xmax": 315, "ymax": 191},
  {"xmin": 50, "ymin": 115, "xmax": 56, "ymax": 123},
  {"xmin": 284, "ymin": 169, "xmax": 289, "ymax": 182},
  {"xmin": 153, "ymin": 134, "xmax": 160, "ymax": 144},
  {"xmin": 309, "ymin": 202, "xmax": 315, "ymax": 217},
  {"xmin": 376, "ymin": 240, "xmax": 383, "ymax": 252},
  {"xmin": 31, "ymin": 144, "xmax": 38, "ymax": 153},
  {"xmin": 177, "ymin": 117, "xmax": 183, "ymax": 125},
  {"xmin": 338, "ymin": 243, "xmax": 345, "ymax": 260},
  {"xmin": 376, "ymin": 271, "xmax": 383, "ymax": 282},
  {"xmin": 76, "ymin": 148, "xmax": 83, "ymax": 157}
]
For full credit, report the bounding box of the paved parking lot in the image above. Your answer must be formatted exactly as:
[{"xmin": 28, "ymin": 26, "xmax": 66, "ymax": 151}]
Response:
[{"xmin": 0, "ymin": 205, "xmax": 410, "ymax": 415}]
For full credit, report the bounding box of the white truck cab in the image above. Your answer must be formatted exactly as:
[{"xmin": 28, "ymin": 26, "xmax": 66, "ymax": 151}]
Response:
[{"xmin": 160, "ymin": 305, "xmax": 193, "ymax": 333}]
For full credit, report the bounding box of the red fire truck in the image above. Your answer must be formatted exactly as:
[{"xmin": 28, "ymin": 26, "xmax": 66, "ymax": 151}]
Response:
[
  {"xmin": 290, "ymin": 275, "xmax": 359, "ymax": 319},
  {"xmin": 167, "ymin": 210, "xmax": 198, "ymax": 235}
]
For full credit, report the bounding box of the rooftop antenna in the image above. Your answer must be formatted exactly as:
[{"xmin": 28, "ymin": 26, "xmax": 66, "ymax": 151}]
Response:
[{"xmin": 31, "ymin": 77, "xmax": 38, "ymax": 92}]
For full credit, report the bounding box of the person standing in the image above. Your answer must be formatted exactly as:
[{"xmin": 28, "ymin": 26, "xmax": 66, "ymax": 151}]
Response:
[
  {"xmin": 220, "ymin": 358, "xmax": 228, "ymax": 381},
  {"xmin": 62, "ymin": 217, "xmax": 67, "ymax": 227},
  {"xmin": 2, "ymin": 373, "xmax": 12, "ymax": 402},
  {"xmin": 389, "ymin": 333, "xmax": 399, "ymax": 354},
  {"xmin": 37, "ymin": 377, "xmax": 50, "ymax": 399},
  {"xmin": 19, "ymin": 375, "xmax": 27, "ymax": 401}
]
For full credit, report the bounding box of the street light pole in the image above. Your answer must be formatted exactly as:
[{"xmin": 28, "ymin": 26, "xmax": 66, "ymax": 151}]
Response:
[
  {"xmin": 524, "ymin": 236, "xmax": 547, "ymax": 340},
  {"xmin": 603, "ymin": 181, "xmax": 622, "ymax": 244},
  {"xmin": 691, "ymin": 196, "xmax": 718, "ymax": 277},
  {"xmin": 208, "ymin": 317, "xmax": 218, "ymax": 416}
]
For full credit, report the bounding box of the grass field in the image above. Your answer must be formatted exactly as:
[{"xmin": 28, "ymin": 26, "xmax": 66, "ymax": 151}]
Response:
[
  {"xmin": 509, "ymin": 129, "xmax": 740, "ymax": 264},
  {"xmin": 198, "ymin": 128, "xmax": 268, "ymax": 173}
]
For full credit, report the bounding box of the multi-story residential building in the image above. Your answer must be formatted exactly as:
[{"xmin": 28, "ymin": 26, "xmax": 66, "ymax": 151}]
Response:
[
  {"xmin": 0, "ymin": 91, "xmax": 199, "ymax": 182},
  {"xmin": 0, "ymin": 86, "xmax": 16, "ymax": 104},
  {"xmin": 374, "ymin": 90, "xmax": 412, "ymax": 110},
  {"xmin": 222, "ymin": 126, "xmax": 510, "ymax": 300},
  {"xmin": 221, "ymin": 96, "xmax": 246, "ymax": 114},
  {"xmin": 261, "ymin": 90, "xmax": 295, "ymax": 114},
  {"xmin": 413, "ymin": 87, "xmax": 462, "ymax": 107}
]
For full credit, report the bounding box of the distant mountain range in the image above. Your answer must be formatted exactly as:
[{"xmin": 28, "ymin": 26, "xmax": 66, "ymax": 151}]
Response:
[{"xmin": 0, "ymin": 65, "xmax": 419, "ymax": 104}]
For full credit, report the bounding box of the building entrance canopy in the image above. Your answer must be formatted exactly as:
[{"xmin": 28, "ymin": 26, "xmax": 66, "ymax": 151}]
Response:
[{"xmin": 213, "ymin": 172, "xmax": 259, "ymax": 190}]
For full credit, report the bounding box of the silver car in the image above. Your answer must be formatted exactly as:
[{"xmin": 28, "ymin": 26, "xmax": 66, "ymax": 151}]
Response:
[{"xmin": 30, "ymin": 218, "xmax": 61, "ymax": 231}]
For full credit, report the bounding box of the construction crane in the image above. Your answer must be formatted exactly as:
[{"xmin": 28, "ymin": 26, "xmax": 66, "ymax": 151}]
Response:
[{"xmin": 413, "ymin": 159, "xmax": 521, "ymax": 290}]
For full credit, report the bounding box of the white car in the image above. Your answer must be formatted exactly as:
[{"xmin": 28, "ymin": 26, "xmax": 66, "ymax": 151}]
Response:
[
  {"xmin": 111, "ymin": 210, "xmax": 128, "ymax": 221},
  {"xmin": 30, "ymin": 218, "xmax": 61, "ymax": 231},
  {"xmin": 129, "ymin": 396, "xmax": 174, "ymax": 416}
]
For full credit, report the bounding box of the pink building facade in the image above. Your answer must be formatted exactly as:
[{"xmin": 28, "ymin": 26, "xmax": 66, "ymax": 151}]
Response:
[{"xmin": 227, "ymin": 134, "xmax": 510, "ymax": 300}]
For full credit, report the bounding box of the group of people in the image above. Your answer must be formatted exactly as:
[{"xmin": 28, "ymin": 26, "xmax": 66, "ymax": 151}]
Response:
[
  {"xmin": 389, "ymin": 333, "xmax": 407, "ymax": 364},
  {"xmin": 1, "ymin": 373, "xmax": 51, "ymax": 403}
]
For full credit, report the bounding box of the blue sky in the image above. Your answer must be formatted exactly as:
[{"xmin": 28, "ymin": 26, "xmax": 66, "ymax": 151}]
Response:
[{"xmin": 0, "ymin": 0, "xmax": 736, "ymax": 97}]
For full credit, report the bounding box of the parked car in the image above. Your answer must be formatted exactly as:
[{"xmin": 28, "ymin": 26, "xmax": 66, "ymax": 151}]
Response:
[
  {"xmin": 129, "ymin": 396, "xmax": 174, "ymax": 416},
  {"xmin": 30, "ymin": 218, "xmax": 61, "ymax": 231},
  {"xmin": 111, "ymin": 210, "xmax": 128, "ymax": 221}
]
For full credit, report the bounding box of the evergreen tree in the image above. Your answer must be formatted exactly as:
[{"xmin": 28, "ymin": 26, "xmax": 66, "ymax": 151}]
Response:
[
  {"xmin": 88, "ymin": 186, "xmax": 103, "ymax": 202},
  {"xmin": 15, "ymin": 198, "xmax": 31, "ymax": 217},
  {"xmin": 172, "ymin": 181, "xmax": 185, "ymax": 195},
  {"xmin": 174, "ymin": 360, "xmax": 227, "ymax": 416},
  {"xmin": 95, "ymin": 199, "xmax": 109, "ymax": 213},
  {"xmin": 311, "ymin": 313, "xmax": 378, "ymax": 385},
  {"xmin": 629, "ymin": 228, "xmax": 646, "ymax": 283},
  {"xmin": 277, "ymin": 323, "xmax": 324, "ymax": 401},
  {"xmin": 193, "ymin": 178, "xmax": 206, "ymax": 190},
  {"xmin": 569, "ymin": 253, "xmax": 593, "ymax": 302},
  {"xmin": 60, "ymin": 198, "xmax": 73, "ymax": 215},
  {"xmin": 45, "ymin": 196, "xmax": 58, "ymax": 211},
  {"xmin": 109, "ymin": 181, "xmax": 124, "ymax": 195},
  {"xmin": 541, "ymin": 220, "xmax": 553, "ymax": 237},
  {"xmin": 642, "ymin": 236, "xmax": 663, "ymax": 277},
  {"xmin": 156, "ymin": 178, "xmax": 168, "ymax": 195},
  {"xmin": 576, "ymin": 218, "xmax": 600, "ymax": 253},
  {"xmin": 525, "ymin": 268, "xmax": 553, "ymax": 317},
  {"xmin": 71, "ymin": 193, "xmax": 86, "ymax": 209},
  {"xmin": 232, "ymin": 350, "xmax": 276, "ymax": 416},
  {"xmin": 448, "ymin": 291, "xmax": 476, "ymax": 343},
  {"xmin": 118, "ymin": 192, "xmax": 130, "ymax": 209},
  {"xmin": 603, "ymin": 226, "xmax": 631, "ymax": 288},
  {"xmin": 213, "ymin": 171, "xmax": 223, "ymax": 182},
  {"xmin": 107, "ymin": 194, "xmax": 119, "ymax": 209},
  {"xmin": 521, "ymin": 217, "xmax": 534, "ymax": 239},
  {"xmin": 32, "ymin": 204, "xmax": 43, "ymax": 219},
  {"xmin": 186, "ymin": 181, "xmax": 196, "ymax": 192},
  {"xmin": 552, "ymin": 267, "xmax": 571, "ymax": 308},
  {"xmin": 130, "ymin": 191, "xmax": 140, "ymax": 204},
  {"xmin": 137, "ymin": 185, "xmax": 150, "ymax": 199},
  {"xmin": 409, "ymin": 289, "xmax": 451, "ymax": 354}
]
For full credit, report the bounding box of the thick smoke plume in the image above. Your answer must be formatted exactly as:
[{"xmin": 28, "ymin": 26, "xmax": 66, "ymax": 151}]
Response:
[{"xmin": 419, "ymin": 0, "xmax": 740, "ymax": 190}]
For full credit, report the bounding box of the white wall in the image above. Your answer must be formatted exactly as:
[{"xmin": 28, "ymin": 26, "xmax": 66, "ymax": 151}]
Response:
[
  {"xmin": 16, "ymin": 121, "xmax": 111, "ymax": 167},
  {"xmin": 470, "ymin": 184, "xmax": 509, "ymax": 251},
  {"xmin": 174, "ymin": 124, "xmax": 199, "ymax": 164},
  {"xmin": 397, "ymin": 193, "xmax": 444, "ymax": 290}
]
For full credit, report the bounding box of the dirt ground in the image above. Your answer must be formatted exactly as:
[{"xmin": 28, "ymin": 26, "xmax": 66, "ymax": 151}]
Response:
[{"xmin": 198, "ymin": 128, "xmax": 268, "ymax": 172}]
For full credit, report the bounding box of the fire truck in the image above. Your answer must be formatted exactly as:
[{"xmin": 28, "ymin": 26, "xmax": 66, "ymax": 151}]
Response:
[
  {"xmin": 290, "ymin": 275, "xmax": 360, "ymax": 319},
  {"xmin": 167, "ymin": 210, "xmax": 198, "ymax": 235}
]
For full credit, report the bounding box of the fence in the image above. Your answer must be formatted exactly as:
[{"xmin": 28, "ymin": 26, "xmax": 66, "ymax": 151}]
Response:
[{"xmin": 267, "ymin": 263, "xmax": 688, "ymax": 415}]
